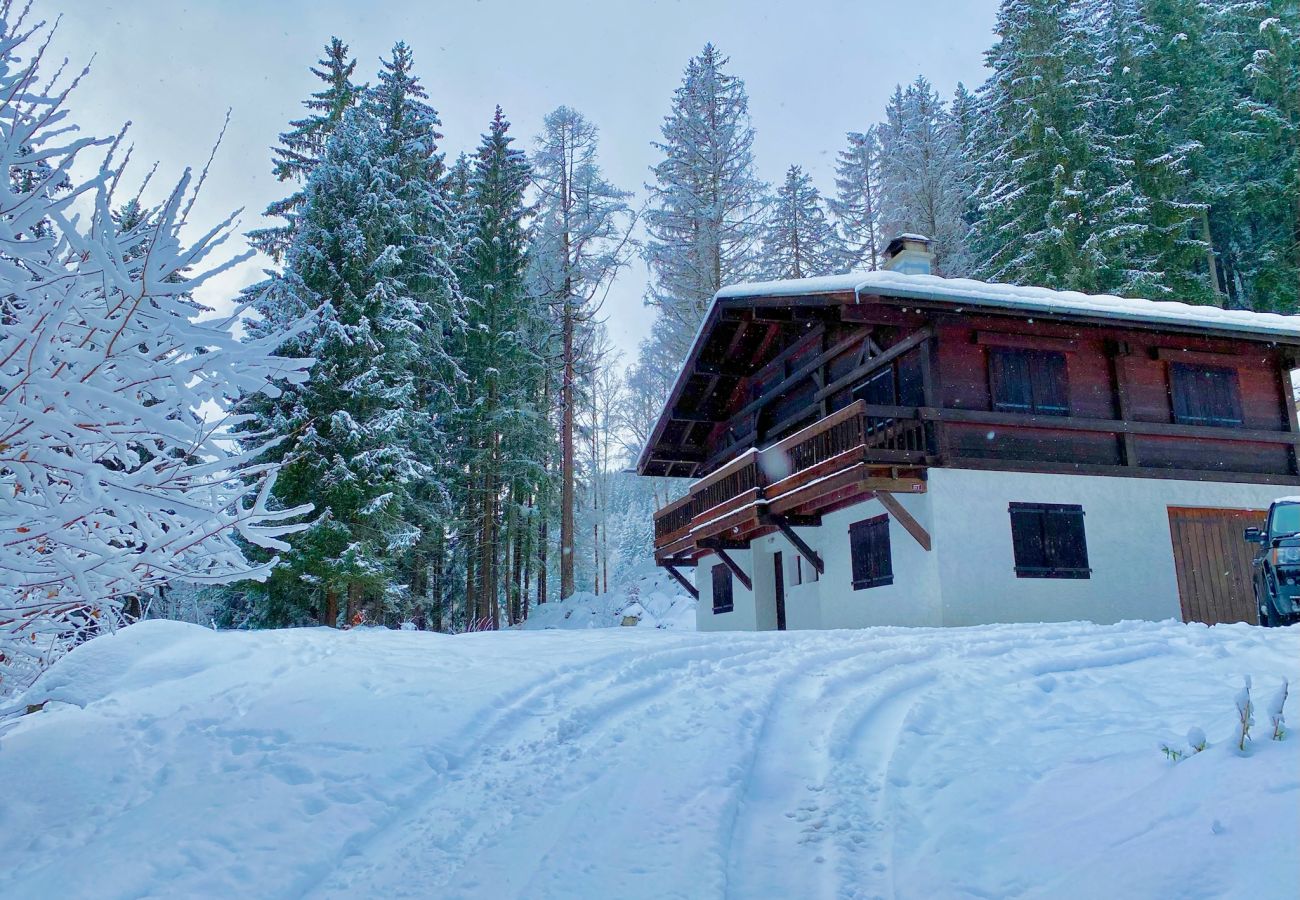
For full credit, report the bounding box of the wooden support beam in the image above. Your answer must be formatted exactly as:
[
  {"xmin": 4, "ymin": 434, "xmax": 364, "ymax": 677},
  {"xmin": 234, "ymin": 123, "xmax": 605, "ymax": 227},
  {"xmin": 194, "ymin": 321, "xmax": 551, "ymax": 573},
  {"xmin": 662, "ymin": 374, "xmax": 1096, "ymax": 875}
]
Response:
[
  {"xmin": 710, "ymin": 546, "xmax": 752, "ymax": 592},
  {"xmin": 699, "ymin": 537, "xmax": 751, "ymax": 551},
  {"xmin": 695, "ymin": 360, "xmax": 747, "ymax": 378},
  {"xmin": 762, "ymin": 512, "xmax": 824, "ymax": 575},
  {"xmin": 663, "ymin": 565, "xmax": 699, "ymax": 600},
  {"xmin": 874, "ymin": 491, "xmax": 932, "ymax": 551},
  {"xmin": 1107, "ymin": 344, "xmax": 1139, "ymax": 467},
  {"xmin": 815, "ymin": 327, "xmax": 934, "ymax": 403},
  {"xmin": 649, "ymin": 449, "xmax": 706, "ymax": 463},
  {"xmin": 669, "ymin": 408, "xmax": 720, "ymax": 424}
]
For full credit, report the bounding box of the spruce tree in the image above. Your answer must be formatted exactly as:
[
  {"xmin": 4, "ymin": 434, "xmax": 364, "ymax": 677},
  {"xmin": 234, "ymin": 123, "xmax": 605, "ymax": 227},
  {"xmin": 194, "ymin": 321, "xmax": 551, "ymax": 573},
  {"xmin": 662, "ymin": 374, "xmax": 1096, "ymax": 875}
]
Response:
[
  {"xmin": 830, "ymin": 129, "xmax": 883, "ymax": 271},
  {"xmin": 248, "ymin": 37, "xmax": 362, "ymax": 260},
  {"xmin": 877, "ymin": 77, "xmax": 971, "ymax": 276},
  {"xmin": 644, "ymin": 44, "xmax": 766, "ymax": 361},
  {"xmin": 759, "ymin": 165, "xmax": 843, "ymax": 279},
  {"xmin": 454, "ymin": 107, "xmax": 549, "ymax": 628},
  {"xmin": 1215, "ymin": 1, "xmax": 1299, "ymax": 310},
  {"xmin": 241, "ymin": 46, "xmax": 463, "ymax": 627},
  {"xmin": 969, "ymin": 0, "xmax": 1111, "ymax": 291}
]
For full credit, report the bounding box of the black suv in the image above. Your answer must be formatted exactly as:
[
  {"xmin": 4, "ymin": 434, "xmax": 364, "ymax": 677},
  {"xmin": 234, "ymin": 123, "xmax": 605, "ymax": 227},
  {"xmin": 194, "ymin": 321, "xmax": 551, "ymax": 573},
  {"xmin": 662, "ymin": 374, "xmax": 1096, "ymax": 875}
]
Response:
[{"xmin": 1245, "ymin": 499, "xmax": 1300, "ymax": 626}]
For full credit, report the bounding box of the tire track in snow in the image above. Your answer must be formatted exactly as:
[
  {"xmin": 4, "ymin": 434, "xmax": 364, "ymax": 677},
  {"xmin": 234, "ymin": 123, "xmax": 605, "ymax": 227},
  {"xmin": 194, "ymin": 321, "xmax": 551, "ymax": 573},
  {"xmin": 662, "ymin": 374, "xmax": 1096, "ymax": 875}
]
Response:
[
  {"xmin": 721, "ymin": 642, "xmax": 943, "ymax": 900},
  {"xmin": 301, "ymin": 635, "xmax": 788, "ymax": 899}
]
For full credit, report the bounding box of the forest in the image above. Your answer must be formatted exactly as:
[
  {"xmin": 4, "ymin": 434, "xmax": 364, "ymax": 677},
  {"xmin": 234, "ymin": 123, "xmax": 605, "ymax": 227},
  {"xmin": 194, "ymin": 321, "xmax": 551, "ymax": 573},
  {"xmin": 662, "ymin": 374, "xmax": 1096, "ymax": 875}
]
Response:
[{"xmin": 2, "ymin": 0, "xmax": 1298, "ymax": 675}]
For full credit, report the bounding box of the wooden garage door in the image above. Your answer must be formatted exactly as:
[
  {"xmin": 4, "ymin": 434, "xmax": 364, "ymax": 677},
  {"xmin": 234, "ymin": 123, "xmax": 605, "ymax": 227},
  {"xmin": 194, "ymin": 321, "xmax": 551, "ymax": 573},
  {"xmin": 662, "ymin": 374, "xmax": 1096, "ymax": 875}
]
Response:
[{"xmin": 1167, "ymin": 507, "xmax": 1266, "ymax": 625}]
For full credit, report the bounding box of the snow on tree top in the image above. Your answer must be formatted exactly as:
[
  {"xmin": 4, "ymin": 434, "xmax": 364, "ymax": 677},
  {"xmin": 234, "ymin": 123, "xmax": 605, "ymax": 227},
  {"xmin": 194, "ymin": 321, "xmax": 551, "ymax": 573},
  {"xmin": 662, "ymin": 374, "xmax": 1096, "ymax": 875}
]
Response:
[{"xmin": 716, "ymin": 270, "xmax": 1300, "ymax": 340}]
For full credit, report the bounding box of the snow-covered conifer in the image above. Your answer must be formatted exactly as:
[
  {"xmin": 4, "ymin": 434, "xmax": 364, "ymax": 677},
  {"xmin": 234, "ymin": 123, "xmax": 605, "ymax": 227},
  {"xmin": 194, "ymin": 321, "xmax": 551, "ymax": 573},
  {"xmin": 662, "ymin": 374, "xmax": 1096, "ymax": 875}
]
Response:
[
  {"xmin": 248, "ymin": 37, "xmax": 362, "ymax": 260},
  {"xmin": 877, "ymin": 77, "xmax": 971, "ymax": 276},
  {"xmin": 644, "ymin": 44, "xmax": 766, "ymax": 361},
  {"xmin": 759, "ymin": 165, "xmax": 842, "ymax": 280},
  {"xmin": 239, "ymin": 44, "xmax": 463, "ymax": 627},
  {"xmin": 529, "ymin": 106, "xmax": 632, "ymax": 602},
  {"xmin": 830, "ymin": 129, "xmax": 883, "ymax": 271},
  {"xmin": 968, "ymin": 0, "xmax": 1111, "ymax": 290}
]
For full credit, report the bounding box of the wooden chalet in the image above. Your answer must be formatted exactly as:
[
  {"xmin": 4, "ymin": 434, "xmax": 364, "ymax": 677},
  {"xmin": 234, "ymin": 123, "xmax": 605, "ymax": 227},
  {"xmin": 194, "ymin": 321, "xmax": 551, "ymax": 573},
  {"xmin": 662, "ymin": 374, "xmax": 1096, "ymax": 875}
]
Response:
[{"xmin": 638, "ymin": 236, "xmax": 1300, "ymax": 632}]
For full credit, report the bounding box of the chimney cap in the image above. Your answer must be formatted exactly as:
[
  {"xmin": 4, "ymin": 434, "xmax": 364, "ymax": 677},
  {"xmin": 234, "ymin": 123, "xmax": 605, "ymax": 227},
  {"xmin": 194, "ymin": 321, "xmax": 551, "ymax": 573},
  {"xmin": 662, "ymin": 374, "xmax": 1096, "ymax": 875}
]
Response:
[{"xmin": 883, "ymin": 233, "xmax": 936, "ymax": 275}]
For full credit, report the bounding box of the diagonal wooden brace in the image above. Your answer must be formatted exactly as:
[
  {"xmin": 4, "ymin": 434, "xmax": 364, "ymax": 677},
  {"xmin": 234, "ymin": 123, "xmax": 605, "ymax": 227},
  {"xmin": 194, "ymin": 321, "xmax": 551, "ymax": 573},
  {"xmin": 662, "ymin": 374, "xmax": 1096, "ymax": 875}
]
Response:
[
  {"xmin": 702, "ymin": 544, "xmax": 752, "ymax": 592},
  {"xmin": 663, "ymin": 564, "xmax": 699, "ymax": 600},
  {"xmin": 761, "ymin": 512, "xmax": 824, "ymax": 575},
  {"xmin": 875, "ymin": 491, "xmax": 932, "ymax": 551}
]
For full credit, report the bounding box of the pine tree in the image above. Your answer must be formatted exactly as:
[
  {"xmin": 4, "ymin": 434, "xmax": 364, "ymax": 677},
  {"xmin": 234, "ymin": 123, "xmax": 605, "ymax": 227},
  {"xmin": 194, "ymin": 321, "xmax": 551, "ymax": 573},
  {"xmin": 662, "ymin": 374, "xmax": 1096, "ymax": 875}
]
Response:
[
  {"xmin": 877, "ymin": 77, "xmax": 971, "ymax": 275},
  {"xmin": 969, "ymin": 0, "xmax": 1112, "ymax": 290},
  {"xmin": 759, "ymin": 165, "xmax": 842, "ymax": 279},
  {"xmin": 830, "ymin": 129, "xmax": 883, "ymax": 271},
  {"xmin": 1215, "ymin": 1, "xmax": 1299, "ymax": 310},
  {"xmin": 1081, "ymin": 0, "xmax": 1218, "ymax": 301},
  {"xmin": 454, "ymin": 107, "xmax": 549, "ymax": 628},
  {"xmin": 529, "ymin": 106, "xmax": 632, "ymax": 602},
  {"xmin": 248, "ymin": 37, "xmax": 362, "ymax": 260},
  {"xmin": 644, "ymin": 44, "xmax": 766, "ymax": 361},
  {"xmin": 241, "ymin": 46, "xmax": 463, "ymax": 627}
]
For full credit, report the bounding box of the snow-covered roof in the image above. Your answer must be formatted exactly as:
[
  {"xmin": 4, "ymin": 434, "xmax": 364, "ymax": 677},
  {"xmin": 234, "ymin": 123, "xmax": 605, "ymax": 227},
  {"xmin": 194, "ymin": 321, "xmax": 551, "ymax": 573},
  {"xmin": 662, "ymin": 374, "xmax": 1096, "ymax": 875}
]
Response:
[
  {"xmin": 638, "ymin": 269, "xmax": 1300, "ymax": 476},
  {"xmin": 717, "ymin": 270, "xmax": 1300, "ymax": 339}
]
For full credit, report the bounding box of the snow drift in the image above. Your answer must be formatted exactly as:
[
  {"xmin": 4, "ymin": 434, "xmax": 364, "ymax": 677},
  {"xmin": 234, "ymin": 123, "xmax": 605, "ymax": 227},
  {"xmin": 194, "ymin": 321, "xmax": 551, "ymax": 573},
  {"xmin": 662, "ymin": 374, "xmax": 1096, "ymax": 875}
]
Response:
[{"xmin": 1, "ymin": 619, "xmax": 1296, "ymax": 899}]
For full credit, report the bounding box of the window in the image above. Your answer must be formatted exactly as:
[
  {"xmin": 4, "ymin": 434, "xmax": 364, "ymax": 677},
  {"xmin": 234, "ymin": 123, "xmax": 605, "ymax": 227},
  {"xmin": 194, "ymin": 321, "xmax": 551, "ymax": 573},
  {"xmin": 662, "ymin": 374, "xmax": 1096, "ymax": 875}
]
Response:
[
  {"xmin": 792, "ymin": 554, "xmax": 819, "ymax": 586},
  {"xmin": 849, "ymin": 515, "xmax": 893, "ymax": 590},
  {"xmin": 711, "ymin": 563, "xmax": 734, "ymax": 613},
  {"xmin": 1009, "ymin": 503, "xmax": 1090, "ymax": 579},
  {"xmin": 988, "ymin": 347, "xmax": 1069, "ymax": 416},
  {"xmin": 850, "ymin": 351, "xmax": 926, "ymax": 409},
  {"xmin": 1169, "ymin": 363, "xmax": 1243, "ymax": 428}
]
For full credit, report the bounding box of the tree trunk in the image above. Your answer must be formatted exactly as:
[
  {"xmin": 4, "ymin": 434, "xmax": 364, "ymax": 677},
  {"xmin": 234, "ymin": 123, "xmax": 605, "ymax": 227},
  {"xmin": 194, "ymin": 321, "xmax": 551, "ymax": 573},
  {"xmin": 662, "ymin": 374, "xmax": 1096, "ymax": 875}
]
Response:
[
  {"xmin": 560, "ymin": 296, "xmax": 576, "ymax": 600},
  {"xmin": 523, "ymin": 496, "xmax": 534, "ymax": 620},
  {"xmin": 324, "ymin": 587, "xmax": 339, "ymax": 627}
]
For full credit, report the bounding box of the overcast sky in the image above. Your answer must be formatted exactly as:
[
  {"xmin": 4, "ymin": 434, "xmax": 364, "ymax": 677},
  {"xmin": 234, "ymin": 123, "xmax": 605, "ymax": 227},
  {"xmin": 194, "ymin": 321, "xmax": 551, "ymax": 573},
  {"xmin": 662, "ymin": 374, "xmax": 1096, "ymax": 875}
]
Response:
[{"xmin": 48, "ymin": 0, "xmax": 999, "ymax": 362}]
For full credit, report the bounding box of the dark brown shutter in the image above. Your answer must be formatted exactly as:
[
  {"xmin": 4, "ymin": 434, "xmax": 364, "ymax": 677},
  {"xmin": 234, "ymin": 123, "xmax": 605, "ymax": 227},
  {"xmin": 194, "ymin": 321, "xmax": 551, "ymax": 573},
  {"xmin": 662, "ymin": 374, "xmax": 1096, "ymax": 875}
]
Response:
[
  {"xmin": 1031, "ymin": 351, "xmax": 1069, "ymax": 415},
  {"xmin": 989, "ymin": 348, "xmax": 1033, "ymax": 413},
  {"xmin": 1010, "ymin": 503, "xmax": 1090, "ymax": 578},
  {"xmin": 1171, "ymin": 363, "xmax": 1242, "ymax": 427},
  {"xmin": 849, "ymin": 515, "xmax": 893, "ymax": 590}
]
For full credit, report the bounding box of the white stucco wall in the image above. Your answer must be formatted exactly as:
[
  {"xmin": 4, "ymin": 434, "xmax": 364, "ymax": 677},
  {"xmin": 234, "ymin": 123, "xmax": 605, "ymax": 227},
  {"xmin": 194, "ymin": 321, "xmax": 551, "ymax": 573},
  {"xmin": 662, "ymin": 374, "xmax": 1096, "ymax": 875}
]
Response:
[
  {"xmin": 927, "ymin": 467, "xmax": 1282, "ymax": 627},
  {"xmin": 692, "ymin": 467, "xmax": 1286, "ymax": 632},
  {"xmin": 695, "ymin": 546, "xmax": 758, "ymax": 632}
]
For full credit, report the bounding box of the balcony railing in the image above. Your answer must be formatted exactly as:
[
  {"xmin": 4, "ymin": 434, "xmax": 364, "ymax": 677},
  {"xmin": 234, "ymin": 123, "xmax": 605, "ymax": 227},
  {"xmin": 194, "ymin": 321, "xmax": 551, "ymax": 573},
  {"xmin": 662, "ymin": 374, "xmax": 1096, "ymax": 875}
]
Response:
[{"xmin": 654, "ymin": 401, "xmax": 933, "ymax": 551}]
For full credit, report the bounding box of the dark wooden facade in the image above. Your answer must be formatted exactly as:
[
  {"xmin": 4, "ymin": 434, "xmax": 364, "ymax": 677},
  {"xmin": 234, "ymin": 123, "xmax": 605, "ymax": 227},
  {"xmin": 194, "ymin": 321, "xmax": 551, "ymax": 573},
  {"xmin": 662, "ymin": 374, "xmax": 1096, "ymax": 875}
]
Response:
[{"xmin": 641, "ymin": 284, "xmax": 1300, "ymax": 566}]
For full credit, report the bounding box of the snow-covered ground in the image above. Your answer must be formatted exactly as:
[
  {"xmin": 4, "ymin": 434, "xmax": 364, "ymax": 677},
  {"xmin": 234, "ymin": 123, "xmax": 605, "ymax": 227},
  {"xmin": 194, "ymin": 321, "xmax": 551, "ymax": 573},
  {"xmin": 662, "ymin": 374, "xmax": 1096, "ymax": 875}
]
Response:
[
  {"xmin": 519, "ymin": 569, "xmax": 697, "ymax": 630},
  {"xmin": 1, "ymin": 619, "xmax": 1296, "ymax": 899}
]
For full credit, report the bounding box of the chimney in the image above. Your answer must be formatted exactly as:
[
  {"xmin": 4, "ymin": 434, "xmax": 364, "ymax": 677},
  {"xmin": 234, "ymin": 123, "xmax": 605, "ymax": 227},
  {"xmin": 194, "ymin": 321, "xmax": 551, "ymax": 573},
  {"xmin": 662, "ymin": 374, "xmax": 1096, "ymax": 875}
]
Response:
[{"xmin": 882, "ymin": 234, "xmax": 935, "ymax": 275}]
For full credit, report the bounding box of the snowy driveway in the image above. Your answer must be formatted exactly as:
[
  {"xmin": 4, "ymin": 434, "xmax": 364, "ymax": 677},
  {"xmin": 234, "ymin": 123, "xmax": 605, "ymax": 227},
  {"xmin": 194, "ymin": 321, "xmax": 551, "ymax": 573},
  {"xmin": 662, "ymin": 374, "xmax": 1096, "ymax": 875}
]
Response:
[{"xmin": 2, "ymin": 620, "xmax": 1297, "ymax": 899}]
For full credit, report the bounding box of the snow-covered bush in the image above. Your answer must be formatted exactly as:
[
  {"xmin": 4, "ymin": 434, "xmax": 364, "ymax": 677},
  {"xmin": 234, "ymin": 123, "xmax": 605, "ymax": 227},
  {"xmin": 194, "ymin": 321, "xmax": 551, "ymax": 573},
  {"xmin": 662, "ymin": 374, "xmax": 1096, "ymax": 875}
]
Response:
[
  {"xmin": 0, "ymin": 7, "xmax": 312, "ymax": 696},
  {"xmin": 1235, "ymin": 677, "xmax": 1254, "ymax": 752},
  {"xmin": 1269, "ymin": 680, "xmax": 1288, "ymax": 741}
]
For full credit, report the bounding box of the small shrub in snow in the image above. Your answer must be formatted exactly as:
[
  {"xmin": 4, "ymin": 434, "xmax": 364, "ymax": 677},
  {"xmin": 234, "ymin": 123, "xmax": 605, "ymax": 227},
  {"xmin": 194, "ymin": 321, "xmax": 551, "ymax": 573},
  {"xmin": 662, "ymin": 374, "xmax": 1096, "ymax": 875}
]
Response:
[
  {"xmin": 1268, "ymin": 679, "xmax": 1288, "ymax": 741},
  {"xmin": 1158, "ymin": 742, "xmax": 1186, "ymax": 762},
  {"xmin": 1186, "ymin": 726, "xmax": 1207, "ymax": 754},
  {"xmin": 1235, "ymin": 677, "xmax": 1254, "ymax": 752}
]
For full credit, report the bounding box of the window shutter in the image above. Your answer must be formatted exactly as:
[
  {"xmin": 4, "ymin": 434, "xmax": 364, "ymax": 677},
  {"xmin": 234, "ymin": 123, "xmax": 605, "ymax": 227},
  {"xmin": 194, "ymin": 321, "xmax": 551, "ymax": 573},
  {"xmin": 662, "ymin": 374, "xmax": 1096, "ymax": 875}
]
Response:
[
  {"xmin": 1009, "ymin": 505, "xmax": 1047, "ymax": 572},
  {"xmin": 849, "ymin": 515, "xmax": 893, "ymax": 590},
  {"xmin": 989, "ymin": 348, "xmax": 1033, "ymax": 413},
  {"xmin": 1010, "ymin": 503, "xmax": 1090, "ymax": 578},
  {"xmin": 1031, "ymin": 351, "xmax": 1069, "ymax": 415},
  {"xmin": 1171, "ymin": 363, "xmax": 1242, "ymax": 427}
]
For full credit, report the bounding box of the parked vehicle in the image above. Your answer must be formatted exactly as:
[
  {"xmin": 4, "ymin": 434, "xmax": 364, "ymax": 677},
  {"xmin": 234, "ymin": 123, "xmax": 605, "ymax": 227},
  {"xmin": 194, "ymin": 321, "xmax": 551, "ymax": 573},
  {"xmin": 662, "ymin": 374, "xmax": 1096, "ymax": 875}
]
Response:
[{"xmin": 1245, "ymin": 498, "xmax": 1300, "ymax": 626}]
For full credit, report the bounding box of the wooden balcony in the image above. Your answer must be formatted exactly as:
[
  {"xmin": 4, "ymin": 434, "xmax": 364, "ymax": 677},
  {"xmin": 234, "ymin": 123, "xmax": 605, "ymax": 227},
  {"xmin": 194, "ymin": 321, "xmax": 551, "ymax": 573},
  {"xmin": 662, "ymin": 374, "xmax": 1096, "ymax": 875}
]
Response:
[{"xmin": 653, "ymin": 401, "xmax": 933, "ymax": 562}]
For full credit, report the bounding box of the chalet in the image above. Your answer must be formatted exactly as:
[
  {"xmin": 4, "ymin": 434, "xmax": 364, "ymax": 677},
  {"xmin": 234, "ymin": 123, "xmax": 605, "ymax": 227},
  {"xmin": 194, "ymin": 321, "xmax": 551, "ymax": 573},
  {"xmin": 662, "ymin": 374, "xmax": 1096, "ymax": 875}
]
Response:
[{"xmin": 638, "ymin": 236, "xmax": 1300, "ymax": 631}]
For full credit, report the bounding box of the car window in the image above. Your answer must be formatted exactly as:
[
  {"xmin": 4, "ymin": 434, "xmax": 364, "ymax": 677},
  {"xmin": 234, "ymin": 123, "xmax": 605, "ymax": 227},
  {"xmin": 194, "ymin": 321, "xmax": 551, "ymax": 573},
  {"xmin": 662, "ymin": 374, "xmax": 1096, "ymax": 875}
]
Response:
[{"xmin": 1271, "ymin": 504, "xmax": 1300, "ymax": 538}]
